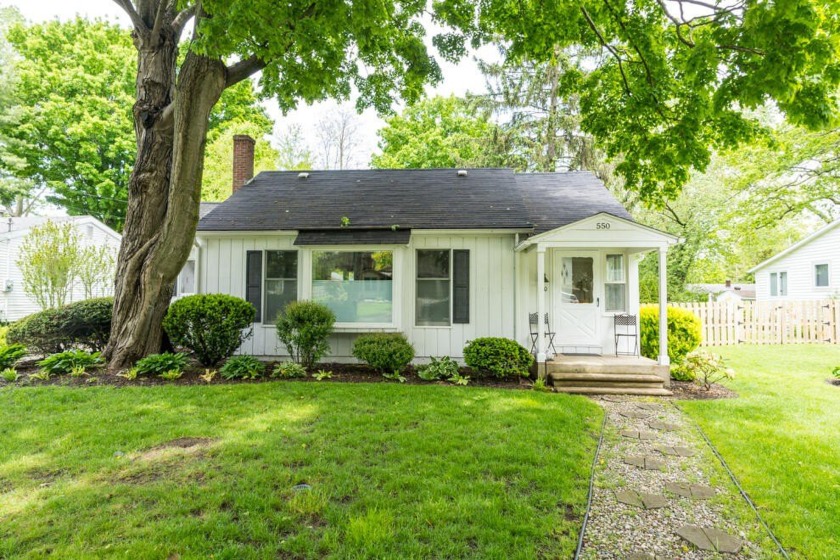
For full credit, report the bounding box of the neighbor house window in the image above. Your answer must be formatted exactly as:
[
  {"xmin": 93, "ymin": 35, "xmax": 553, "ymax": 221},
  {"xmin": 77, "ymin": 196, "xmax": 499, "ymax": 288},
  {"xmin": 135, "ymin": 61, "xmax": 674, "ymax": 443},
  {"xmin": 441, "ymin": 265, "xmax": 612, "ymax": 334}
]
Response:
[
  {"xmin": 415, "ymin": 249, "xmax": 470, "ymax": 326},
  {"xmin": 770, "ymin": 271, "xmax": 788, "ymax": 297},
  {"xmin": 815, "ymin": 263, "xmax": 829, "ymax": 287},
  {"xmin": 312, "ymin": 251, "xmax": 393, "ymax": 323},
  {"xmin": 245, "ymin": 250, "xmax": 298, "ymax": 323},
  {"xmin": 175, "ymin": 259, "xmax": 196, "ymax": 296},
  {"xmin": 605, "ymin": 254, "xmax": 626, "ymax": 312}
]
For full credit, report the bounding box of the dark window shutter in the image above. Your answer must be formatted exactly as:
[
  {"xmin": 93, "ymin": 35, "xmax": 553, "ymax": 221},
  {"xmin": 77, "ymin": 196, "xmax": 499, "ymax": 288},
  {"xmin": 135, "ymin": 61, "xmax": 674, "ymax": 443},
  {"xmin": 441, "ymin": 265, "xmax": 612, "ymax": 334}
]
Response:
[
  {"xmin": 246, "ymin": 251, "xmax": 262, "ymax": 323},
  {"xmin": 453, "ymin": 250, "xmax": 470, "ymax": 324}
]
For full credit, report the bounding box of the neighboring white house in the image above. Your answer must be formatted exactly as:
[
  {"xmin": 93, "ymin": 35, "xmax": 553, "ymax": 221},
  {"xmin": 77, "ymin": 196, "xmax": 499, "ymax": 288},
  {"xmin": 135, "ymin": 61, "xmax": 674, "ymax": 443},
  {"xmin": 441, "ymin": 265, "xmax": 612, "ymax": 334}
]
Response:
[
  {"xmin": 686, "ymin": 281, "xmax": 756, "ymax": 302},
  {"xmin": 191, "ymin": 145, "xmax": 678, "ymax": 372},
  {"xmin": 750, "ymin": 220, "xmax": 840, "ymax": 301},
  {"xmin": 0, "ymin": 216, "xmax": 122, "ymax": 321}
]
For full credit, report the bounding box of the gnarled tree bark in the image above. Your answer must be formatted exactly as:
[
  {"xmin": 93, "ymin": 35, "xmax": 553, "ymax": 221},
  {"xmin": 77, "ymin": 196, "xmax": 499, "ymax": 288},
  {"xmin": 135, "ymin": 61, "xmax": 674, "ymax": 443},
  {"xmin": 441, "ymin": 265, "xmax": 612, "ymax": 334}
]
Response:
[{"xmin": 104, "ymin": 4, "xmax": 236, "ymax": 370}]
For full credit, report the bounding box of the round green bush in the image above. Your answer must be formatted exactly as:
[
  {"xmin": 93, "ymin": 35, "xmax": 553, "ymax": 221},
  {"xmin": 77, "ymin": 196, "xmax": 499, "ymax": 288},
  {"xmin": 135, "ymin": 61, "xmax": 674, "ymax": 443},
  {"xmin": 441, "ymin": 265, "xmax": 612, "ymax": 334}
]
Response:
[
  {"xmin": 639, "ymin": 305, "xmax": 702, "ymax": 365},
  {"xmin": 163, "ymin": 294, "xmax": 255, "ymax": 366},
  {"xmin": 7, "ymin": 297, "xmax": 113, "ymax": 355},
  {"xmin": 351, "ymin": 333, "xmax": 415, "ymax": 373},
  {"xmin": 276, "ymin": 301, "xmax": 335, "ymax": 370},
  {"xmin": 463, "ymin": 337, "xmax": 533, "ymax": 378}
]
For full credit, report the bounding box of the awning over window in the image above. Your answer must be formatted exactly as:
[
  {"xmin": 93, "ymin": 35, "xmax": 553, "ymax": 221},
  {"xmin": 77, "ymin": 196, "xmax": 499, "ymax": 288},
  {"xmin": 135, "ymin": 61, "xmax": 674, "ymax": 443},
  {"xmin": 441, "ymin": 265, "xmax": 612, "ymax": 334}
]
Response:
[{"xmin": 293, "ymin": 229, "xmax": 411, "ymax": 246}]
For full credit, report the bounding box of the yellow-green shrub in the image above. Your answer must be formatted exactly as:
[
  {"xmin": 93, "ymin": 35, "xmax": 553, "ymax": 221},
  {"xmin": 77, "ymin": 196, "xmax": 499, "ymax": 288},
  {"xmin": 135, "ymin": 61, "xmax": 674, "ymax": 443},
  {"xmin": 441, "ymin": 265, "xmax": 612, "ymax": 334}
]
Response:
[{"xmin": 639, "ymin": 305, "xmax": 701, "ymax": 364}]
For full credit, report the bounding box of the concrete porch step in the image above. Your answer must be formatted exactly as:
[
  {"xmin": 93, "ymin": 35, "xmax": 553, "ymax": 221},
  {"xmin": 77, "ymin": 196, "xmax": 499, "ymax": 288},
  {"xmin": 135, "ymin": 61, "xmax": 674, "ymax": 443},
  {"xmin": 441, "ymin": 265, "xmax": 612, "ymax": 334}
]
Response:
[
  {"xmin": 546, "ymin": 362, "xmax": 669, "ymax": 376},
  {"xmin": 551, "ymin": 372, "xmax": 666, "ymax": 384},
  {"xmin": 554, "ymin": 386, "xmax": 673, "ymax": 396}
]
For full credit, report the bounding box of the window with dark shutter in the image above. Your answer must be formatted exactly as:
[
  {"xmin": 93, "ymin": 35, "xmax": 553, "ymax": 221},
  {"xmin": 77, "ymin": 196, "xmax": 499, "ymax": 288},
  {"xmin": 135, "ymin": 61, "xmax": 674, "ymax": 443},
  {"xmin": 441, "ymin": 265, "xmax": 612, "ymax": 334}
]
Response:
[
  {"xmin": 246, "ymin": 251, "xmax": 263, "ymax": 323},
  {"xmin": 452, "ymin": 250, "xmax": 470, "ymax": 324}
]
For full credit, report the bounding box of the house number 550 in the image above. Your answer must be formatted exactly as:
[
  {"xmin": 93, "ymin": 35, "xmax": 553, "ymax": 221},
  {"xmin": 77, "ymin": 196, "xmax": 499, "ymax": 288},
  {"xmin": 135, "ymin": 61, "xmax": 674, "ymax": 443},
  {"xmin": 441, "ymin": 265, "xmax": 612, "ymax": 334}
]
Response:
[{"xmin": 596, "ymin": 222, "xmax": 611, "ymax": 230}]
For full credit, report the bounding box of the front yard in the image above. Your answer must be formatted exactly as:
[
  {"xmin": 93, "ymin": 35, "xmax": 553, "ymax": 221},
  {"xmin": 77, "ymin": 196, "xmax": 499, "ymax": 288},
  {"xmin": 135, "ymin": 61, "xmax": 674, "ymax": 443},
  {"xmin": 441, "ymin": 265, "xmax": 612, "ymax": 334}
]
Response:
[
  {"xmin": 678, "ymin": 344, "xmax": 840, "ymax": 560},
  {"xmin": 0, "ymin": 382, "xmax": 601, "ymax": 559}
]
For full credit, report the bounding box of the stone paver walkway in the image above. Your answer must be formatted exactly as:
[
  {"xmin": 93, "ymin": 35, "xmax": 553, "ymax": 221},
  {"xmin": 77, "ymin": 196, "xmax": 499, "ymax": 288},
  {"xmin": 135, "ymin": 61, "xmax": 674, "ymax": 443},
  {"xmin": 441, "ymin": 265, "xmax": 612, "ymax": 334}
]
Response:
[{"xmin": 578, "ymin": 396, "xmax": 779, "ymax": 559}]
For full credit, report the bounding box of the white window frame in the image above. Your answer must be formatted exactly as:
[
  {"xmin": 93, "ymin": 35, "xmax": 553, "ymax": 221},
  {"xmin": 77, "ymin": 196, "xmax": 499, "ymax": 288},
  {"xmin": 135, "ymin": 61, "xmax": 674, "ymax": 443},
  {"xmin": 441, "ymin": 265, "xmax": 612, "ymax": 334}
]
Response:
[
  {"xmin": 415, "ymin": 249, "xmax": 453, "ymax": 328},
  {"xmin": 814, "ymin": 262, "xmax": 830, "ymax": 289},
  {"xmin": 770, "ymin": 270, "xmax": 788, "ymax": 297},
  {"xmin": 604, "ymin": 253, "xmax": 627, "ymax": 313},
  {"xmin": 263, "ymin": 250, "xmax": 299, "ymax": 324}
]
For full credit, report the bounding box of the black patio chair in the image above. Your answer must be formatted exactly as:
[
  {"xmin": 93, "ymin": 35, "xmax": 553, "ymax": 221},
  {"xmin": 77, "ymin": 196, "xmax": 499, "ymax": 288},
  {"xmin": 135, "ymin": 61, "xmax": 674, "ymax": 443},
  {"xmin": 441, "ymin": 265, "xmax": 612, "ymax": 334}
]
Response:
[
  {"xmin": 614, "ymin": 313, "xmax": 639, "ymax": 357},
  {"xmin": 529, "ymin": 312, "xmax": 558, "ymax": 355}
]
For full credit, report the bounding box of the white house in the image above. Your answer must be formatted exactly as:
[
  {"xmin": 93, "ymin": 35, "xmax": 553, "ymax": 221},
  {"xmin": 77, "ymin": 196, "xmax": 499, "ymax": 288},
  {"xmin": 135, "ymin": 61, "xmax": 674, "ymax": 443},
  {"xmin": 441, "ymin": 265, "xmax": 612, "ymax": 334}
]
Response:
[
  {"xmin": 189, "ymin": 137, "xmax": 678, "ymax": 395},
  {"xmin": 687, "ymin": 281, "xmax": 756, "ymax": 302},
  {"xmin": 750, "ymin": 220, "xmax": 840, "ymax": 301},
  {"xmin": 0, "ymin": 216, "xmax": 122, "ymax": 321}
]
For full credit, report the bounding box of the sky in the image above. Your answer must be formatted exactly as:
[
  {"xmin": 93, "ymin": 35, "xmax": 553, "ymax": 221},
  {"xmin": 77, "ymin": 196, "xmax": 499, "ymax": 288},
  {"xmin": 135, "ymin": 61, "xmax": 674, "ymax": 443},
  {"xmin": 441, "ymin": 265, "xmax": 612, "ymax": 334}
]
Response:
[{"xmin": 2, "ymin": 0, "xmax": 492, "ymax": 167}]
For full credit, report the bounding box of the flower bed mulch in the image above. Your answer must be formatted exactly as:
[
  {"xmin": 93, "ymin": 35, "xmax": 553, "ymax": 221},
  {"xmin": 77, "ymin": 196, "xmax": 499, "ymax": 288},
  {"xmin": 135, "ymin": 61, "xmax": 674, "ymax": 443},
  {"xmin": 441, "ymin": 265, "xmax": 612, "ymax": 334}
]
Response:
[
  {"xmin": 666, "ymin": 379, "xmax": 738, "ymax": 400},
  {"xmin": 2, "ymin": 358, "xmax": 531, "ymax": 390},
  {"xmin": 825, "ymin": 378, "xmax": 840, "ymax": 387}
]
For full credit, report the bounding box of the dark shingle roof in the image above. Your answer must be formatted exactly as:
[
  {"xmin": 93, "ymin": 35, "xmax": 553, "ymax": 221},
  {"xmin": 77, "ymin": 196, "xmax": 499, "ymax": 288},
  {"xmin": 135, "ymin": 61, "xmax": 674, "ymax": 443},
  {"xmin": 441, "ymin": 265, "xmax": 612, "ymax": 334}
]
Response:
[
  {"xmin": 197, "ymin": 169, "xmax": 632, "ymax": 233},
  {"xmin": 515, "ymin": 172, "xmax": 633, "ymax": 234},
  {"xmin": 199, "ymin": 202, "xmax": 220, "ymax": 219},
  {"xmin": 294, "ymin": 229, "xmax": 411, "ymax": 245}
]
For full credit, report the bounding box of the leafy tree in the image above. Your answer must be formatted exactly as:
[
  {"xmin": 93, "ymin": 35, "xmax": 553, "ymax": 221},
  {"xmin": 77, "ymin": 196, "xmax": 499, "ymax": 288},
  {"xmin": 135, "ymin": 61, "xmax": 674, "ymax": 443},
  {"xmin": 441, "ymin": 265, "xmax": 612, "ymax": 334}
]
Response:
[
  {"xmin": 102, "ymin": 0, "xmax": 448, "ymax": 369},
  {"xmin": 16, "ymin": 221, "xmax": 112, "ymax": 310},
  {"xmin": 436, "ymin": 0, "xmax": 840, "ymax": 205},
  {"xmin": 201, "ymin": 122, "xmax": 279, "ymax": 202},
  {"xmin": 372, "ymin": 95, "xmax": 504, "ymax": 168},
  {"xmin": 0, "ymin": 18, "xmax": 273, "ymax": 229},
  {"xmin": 274, "ymin": 124, "xmax": 314, "ymax": 171}
]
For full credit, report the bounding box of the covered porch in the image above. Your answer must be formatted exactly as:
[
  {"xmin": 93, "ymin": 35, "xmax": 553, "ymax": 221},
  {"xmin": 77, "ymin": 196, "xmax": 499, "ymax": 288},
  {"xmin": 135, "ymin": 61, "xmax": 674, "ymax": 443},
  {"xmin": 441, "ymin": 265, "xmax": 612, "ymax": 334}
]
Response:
[{"xmin": 514, "ymin": 213, "xmax": 680, "ymax": 393}]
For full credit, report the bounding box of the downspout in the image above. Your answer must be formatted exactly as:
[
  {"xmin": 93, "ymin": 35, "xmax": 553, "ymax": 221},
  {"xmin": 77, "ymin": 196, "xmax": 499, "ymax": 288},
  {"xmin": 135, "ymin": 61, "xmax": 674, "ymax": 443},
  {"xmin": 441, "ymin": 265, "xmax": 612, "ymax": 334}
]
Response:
[
  {"xmin": 4, "ymin": 218, "xmax": 12, "ymax": 322},
  {"xmin": 513, "ymin": 234, "xmax": 519, "ymax": 344}
]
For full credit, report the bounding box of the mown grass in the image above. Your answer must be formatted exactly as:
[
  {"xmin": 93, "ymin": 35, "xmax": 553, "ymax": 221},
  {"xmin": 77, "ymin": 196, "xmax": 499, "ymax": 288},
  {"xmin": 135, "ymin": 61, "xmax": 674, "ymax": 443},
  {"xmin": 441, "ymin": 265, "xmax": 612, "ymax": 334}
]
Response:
[
  {"xmin": 678, "ymin": 344, "xmax": 840, "ymax": 560},
  {"xmin": 0, "ymin": 382, "xmax": 602, "ymax": 559}
]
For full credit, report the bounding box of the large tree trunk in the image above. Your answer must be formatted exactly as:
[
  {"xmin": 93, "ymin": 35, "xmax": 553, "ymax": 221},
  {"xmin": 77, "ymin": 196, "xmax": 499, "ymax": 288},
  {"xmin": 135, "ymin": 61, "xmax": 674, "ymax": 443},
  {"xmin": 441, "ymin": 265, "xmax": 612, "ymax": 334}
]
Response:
[{"xmin": 104, "ymin": 20, "xmax": 226, "ymax": 370}]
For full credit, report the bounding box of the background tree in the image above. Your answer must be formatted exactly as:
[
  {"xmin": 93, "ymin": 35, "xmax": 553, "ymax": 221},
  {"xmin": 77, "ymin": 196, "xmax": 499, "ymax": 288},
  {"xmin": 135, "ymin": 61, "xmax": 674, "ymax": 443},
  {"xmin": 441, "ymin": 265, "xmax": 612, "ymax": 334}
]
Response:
[
  {"xmin": 103, "ymin": 0, "xmax": 450, "ymax": 369},
  {"xmin": 17, "ymin": 221, "xmax": 82, "ymax": 310},
  {"xmin": 372, "ymin": 95, "xmax": 505, "ymax": 168},
  {"xmin": 0, "ymin": 18, "xmax": 272, "ymax": 230},
  {"xmin": 77, "ymin": 245, "xmax": 117, "ymax": 300},
  {"xmin": 437, "ymin": 0, "xmax": 840, "ymax": 205},
  {"xmin": 315, "ymin": 106, "xmax": 363, "ymax": 170},
  {"xmin": 274, "ymin": 124, "xmax": 314, "ymax": 171}
]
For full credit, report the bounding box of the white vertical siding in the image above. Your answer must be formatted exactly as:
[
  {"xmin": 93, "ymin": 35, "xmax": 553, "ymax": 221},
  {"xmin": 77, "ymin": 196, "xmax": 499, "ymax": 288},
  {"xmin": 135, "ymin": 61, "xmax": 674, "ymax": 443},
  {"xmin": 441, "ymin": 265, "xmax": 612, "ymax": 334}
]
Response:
[
  {"xmin": 197, "ymin": 232, "xmax": 518, "ymax": 361},
  {"xmin": 754, "ymin": 226, "xmax": 840, "ymax": 301}
]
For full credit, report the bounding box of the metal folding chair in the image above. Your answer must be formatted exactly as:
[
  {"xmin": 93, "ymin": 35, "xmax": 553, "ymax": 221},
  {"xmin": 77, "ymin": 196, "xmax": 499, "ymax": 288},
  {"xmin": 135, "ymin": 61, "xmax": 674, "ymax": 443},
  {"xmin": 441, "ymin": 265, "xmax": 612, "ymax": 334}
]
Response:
[
  {"xmin": 529, "ymin": 312, "xmax": 558, "ymax": 355},
  {"xmin": 614, "ymin": 313, "xmax": 639, "ymax": 356}
]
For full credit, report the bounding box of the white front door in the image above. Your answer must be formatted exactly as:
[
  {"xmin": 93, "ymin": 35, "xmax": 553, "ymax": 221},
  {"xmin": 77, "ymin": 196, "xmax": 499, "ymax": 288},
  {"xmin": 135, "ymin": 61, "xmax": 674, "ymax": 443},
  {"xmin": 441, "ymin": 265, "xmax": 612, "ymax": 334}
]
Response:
[{"xmin": 553, "ymin": 251, "xmax": 601, "ymax": 351}]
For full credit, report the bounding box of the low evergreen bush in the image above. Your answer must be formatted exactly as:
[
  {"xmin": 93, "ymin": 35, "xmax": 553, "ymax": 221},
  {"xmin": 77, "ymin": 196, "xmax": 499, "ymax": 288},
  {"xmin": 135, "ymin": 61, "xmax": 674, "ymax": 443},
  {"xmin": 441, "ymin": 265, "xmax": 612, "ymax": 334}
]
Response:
[
  {"xmin": 639, "ymin": 305, "xmax": 702, "ymax": 365},
  {"xmin": 463, "ymin": 337, "xmax": 533, "ymax": 378},
  {"xmin": 275, "ymin": 301, "xmax": 335, "ymax": 369},
  {"xmin": 352, "ymin": 333, "xmax": 415, "ymax": 373},
  {"xmin": 163, "ymin": 294, "xmax": 255, "ymax": 366},
  {"xmin": 7, "ymin": 297, "xmax": 113, "ymax": 354}
]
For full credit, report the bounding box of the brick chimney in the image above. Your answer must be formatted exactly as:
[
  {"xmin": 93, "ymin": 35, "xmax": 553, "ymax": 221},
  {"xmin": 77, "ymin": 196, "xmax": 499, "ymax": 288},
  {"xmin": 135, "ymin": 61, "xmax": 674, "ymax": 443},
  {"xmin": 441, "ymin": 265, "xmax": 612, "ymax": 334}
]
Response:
[{"xmin": 232, "ymin": 134, "xmax": 256, "ymax": 193}]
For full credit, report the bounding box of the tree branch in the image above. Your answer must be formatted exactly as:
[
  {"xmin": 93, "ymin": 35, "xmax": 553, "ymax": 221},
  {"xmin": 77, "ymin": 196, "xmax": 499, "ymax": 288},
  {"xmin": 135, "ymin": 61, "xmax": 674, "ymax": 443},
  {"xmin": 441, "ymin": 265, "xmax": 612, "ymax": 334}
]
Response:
[
  {"xmin": 172, "ymin": 4, "xmax": 196, "ymax": 38},
  {"xmin": 150, "ymin": 0, "xmax": 174, "ymax": 39},
  {"xmin": 112, "ymin": 0, "xmax": 148, "ymax": 31},
  {"xmin": 580, "ymin": 6, "xmax": 632, "ymax": 96},
  {"xmin": 225, "ymin": 55, "xmax": 266, "ymax": 88}
]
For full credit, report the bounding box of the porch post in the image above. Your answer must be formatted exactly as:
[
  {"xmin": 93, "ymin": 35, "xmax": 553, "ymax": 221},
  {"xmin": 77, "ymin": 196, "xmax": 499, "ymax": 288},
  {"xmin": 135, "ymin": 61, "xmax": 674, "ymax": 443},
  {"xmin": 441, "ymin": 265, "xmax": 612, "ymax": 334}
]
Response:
[
  {"xmin": 658, "ymin": 247, "xmax": 670, "ymax": 365},
  {"xmin": 536, "ymin": 247, "xmax": 546, "ymax": 363}
]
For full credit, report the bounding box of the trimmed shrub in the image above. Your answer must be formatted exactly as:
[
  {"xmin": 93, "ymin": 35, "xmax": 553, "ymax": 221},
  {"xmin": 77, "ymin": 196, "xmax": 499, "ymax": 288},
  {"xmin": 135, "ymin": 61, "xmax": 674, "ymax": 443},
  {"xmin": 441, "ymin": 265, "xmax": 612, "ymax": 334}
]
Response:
[
  {"xmin": 639, "ymin": 305, "xmax": 702, "ymax": 365},
  {"xmin": 463, "ymin": 337, "xmax": 533, "ymax": 378},
  {"xmin": 0, "ymin": 344, "xmax": 26, "ymax": 370},
  {"xmin": 220, "ymin": 355, "xmax": 265, "ymax": 380},
  {"xmin": 134, "ymin": 352, "xmax": 188, "ymax": 377},
  {"xmin": 7, "ymin": 297, "xmax": 112, "ymax": 354},
  {"xmin": 163, "ymin": 294, "xmax": 255, "ymax": 366},
  {"xmin": 352, "ymin": 333, "xmax": 415, "ymax": 373},
  {"xmin": 38, "ymin": 350, "xmax": 102, "ymax": 375},
  {"xmin": 272, "ymin": 361, "xmax": 307, "ymax": 379},
  {"xmin": 275, "ymin": 301, "xmax": 335, "ymax": 370}
]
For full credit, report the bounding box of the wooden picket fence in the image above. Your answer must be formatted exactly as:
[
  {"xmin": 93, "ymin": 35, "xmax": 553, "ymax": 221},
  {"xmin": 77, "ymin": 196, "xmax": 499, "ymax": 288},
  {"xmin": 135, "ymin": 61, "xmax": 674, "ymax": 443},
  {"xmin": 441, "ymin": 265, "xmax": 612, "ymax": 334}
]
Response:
[{"xmin": 672, "ymin": 300, "xmax": 840, "ymax": 346}]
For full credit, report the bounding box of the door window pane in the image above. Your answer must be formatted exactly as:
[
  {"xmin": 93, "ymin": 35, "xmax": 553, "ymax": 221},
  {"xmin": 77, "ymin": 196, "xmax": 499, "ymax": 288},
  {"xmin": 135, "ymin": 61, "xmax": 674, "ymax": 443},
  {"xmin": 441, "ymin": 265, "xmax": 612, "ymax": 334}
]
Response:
[
  {"xmin": 561, "ymin": 257, "xmax": 594, "ymax": 304},
  {"xmin": 265, "ymin": 251, "xmax": 298, "ymax": 322},
  {"xmin": 815, "ymin": 264, "xmax": 829, "ymax": 287},
  {"xmin": 312, "ymin": 251, "xmax": 393, "ymax": 323},
  {"xmin": 416, "ymin": 250, "xmax": 450, "ymax": 326}
]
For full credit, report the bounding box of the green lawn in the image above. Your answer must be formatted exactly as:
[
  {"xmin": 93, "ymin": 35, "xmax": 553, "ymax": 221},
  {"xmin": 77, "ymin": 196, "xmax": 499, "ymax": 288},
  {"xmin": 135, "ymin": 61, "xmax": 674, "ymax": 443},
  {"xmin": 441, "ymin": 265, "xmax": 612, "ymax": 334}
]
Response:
[
  {"xmin": 0, "ymin": 382, "xmax": 601, "ymax": 559},
  {"xmin": 678, "ymin": 344, "xmax": 840, "ymax": 560}
]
